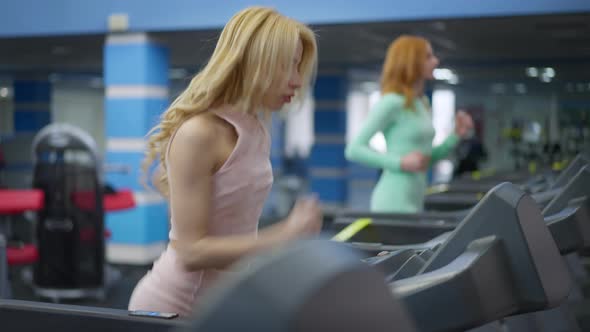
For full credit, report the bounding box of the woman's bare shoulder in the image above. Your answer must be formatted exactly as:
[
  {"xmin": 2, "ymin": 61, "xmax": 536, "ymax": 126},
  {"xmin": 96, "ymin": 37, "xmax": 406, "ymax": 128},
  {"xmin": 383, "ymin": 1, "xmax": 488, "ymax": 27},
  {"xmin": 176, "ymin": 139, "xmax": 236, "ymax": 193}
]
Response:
[{"xmin": 168, "ymin": 113, "xmax": 220, "ymax": 174}]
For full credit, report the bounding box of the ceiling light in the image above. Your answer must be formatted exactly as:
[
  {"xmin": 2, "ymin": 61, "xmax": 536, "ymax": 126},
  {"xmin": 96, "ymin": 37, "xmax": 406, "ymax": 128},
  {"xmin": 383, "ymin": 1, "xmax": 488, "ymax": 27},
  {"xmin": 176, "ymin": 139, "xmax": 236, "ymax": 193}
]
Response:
[
  {"xmin": 526, "ymin": 67, "xmax": 538, "ymax": 77},
  {"xmin": 543, "ymin": 67, "xmax": 555, "ymax": 78},
  {"xmin": 448, "ymin": 76, "xmax": 459, "ymax": 85},
  {"xmin": 0, "ymin": 87, "xmax": 8, "ymax": 98},
  {"xmin": 433, "ymin": 68, "xmax": 459, "ymax": 85},
  {"xmin": 434, "ymin": 68, "xmax": 454, "ymax": 81},
  {"xmin": 539, "ymin": 70, "xmax": 555, "ymax": 83}
]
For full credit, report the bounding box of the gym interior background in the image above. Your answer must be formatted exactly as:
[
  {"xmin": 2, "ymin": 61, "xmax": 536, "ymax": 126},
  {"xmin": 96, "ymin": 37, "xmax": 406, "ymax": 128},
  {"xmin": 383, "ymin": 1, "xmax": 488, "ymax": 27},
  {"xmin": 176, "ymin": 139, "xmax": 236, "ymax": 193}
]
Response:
[{"xmin": 1, "ymin": 0, "xmax": 590, "ymax": 324}]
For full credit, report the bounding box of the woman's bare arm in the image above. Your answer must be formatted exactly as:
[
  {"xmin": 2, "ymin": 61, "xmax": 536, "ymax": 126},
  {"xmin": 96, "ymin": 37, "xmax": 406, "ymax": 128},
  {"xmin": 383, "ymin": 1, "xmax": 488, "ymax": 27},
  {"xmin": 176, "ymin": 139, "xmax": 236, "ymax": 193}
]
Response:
[{"xmin": 167, "ymin": 115, "xmax": 292, "ymax": 271}]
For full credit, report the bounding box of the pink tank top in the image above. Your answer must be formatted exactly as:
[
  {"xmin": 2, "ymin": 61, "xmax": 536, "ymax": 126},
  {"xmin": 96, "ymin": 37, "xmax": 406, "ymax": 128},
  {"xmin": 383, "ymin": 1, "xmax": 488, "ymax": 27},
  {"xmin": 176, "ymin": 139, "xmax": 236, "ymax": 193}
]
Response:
[{"xmin": 128, "ymin": 106, "xmax": 273, "ymax": 316}]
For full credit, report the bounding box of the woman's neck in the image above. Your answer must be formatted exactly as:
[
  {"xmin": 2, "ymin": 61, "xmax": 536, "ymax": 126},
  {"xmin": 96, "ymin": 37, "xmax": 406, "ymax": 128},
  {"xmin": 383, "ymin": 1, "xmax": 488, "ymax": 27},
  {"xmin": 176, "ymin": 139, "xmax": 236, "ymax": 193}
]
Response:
[{"xmin": 414, "ymin": 79, "xmax": 425, "ymax": 97}]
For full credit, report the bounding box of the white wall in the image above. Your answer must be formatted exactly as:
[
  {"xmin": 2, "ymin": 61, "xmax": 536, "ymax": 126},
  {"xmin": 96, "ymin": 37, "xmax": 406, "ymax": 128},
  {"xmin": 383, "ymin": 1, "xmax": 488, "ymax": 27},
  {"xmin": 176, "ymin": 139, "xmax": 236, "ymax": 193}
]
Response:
[
  {"xmin": 284, "ymin": 93, "xmax": 315, "ymax": 157},
  {"xmin": 51, "ymin": 83, "xmax": 105, "ymax": 154}
]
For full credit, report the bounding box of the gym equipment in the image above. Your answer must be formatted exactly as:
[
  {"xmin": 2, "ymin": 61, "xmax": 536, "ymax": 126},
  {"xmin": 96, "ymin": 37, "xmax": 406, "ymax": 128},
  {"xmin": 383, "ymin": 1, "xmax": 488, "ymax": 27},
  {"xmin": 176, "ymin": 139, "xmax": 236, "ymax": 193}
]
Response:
[
  {"xmin": 362, "ymin": 178, "xmax": 583, "ymax": 271},
  {"xmin": 0, "ymin": 299, "xmax": 188, "ymax": 332},
  {"xmin": 423, "ymin": 154, "xmax": 589, "ymax": 212},
  {"xmin": 28, "ymin": 123, "xmax": 119, "ymax": 301},
  {"xmin": 331, "ymin": 164, "xmax": 590, "ymax": 247},
  {"xmin": 391, "ymin": 182, "xmax": 570, "ymax": 331},
  {"xmin": 182, "ymin": 240, "xmax": 416, "ymax": 332},
  {"xmin": 354, "ymin": 179, "xmax": 590, "ymax": 332},
  {"xmin": 0, "ymin": 241, "xmax": 417, "ymax": 332},
  {"xmin": 0, "ymin": 241, "xmax": 414, "ymax": 332},
  {"xmin": 0, "ymin": 189, "xmax": 44, "ymax": 299},
  {"xmin": 421, "ymin": 154, "xmax": 587, "ymax": 211},
  {"xmin": 0, "ymin": 185, "xmax": 575, "ymax": 332},
  {"xmin": 190, "ymin": 183, "xmax": 569, "ymax": 332},
  {"xmin": 0, "ymin": 235, "xmax": 7, "ymax": 298},
  {"xmin": 448, "ymin": 154, "xmax": 590, "ymax": 194},
  {"xmin": 325, "ymin": 153, "xmax": 589, "ymax": 235}
]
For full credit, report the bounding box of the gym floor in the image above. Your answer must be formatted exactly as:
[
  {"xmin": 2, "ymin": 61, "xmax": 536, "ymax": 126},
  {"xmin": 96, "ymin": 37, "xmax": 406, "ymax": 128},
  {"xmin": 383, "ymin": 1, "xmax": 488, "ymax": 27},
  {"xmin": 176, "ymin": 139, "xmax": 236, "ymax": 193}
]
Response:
[{"xmin": 10, "ymin": 264, "xmax": 149, "ymax": 309}]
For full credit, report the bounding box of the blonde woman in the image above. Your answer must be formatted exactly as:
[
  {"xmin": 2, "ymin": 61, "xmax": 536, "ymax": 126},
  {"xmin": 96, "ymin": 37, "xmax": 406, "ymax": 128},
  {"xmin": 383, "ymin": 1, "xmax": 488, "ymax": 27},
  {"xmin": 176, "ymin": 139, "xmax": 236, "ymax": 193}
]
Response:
[
  {"xmin": 345, "ymin": 35, "xmax": 473, "ymax": 213},
  {"xmin": 128, "ymin": 6, "xmax": 322, "ymax": 316}
]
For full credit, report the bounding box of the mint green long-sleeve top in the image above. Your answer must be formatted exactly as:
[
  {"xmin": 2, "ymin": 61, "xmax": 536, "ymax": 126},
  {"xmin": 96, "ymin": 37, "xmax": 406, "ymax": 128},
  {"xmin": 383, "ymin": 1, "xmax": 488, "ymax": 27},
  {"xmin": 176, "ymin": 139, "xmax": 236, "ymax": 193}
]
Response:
[{"xmin": 345, "ymin": 93, "xmax": 459, "ymax": 213}]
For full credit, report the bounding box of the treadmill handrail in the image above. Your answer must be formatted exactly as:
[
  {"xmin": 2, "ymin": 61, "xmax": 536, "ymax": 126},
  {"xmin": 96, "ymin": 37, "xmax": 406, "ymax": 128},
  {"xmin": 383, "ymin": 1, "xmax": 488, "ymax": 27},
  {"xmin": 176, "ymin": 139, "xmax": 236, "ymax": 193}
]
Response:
[
  {"xmin": 543, "ymin": 165, "xmax": 590, "ymax": 215},
  {"xmin": 546, "ymin": 197, "xmax": 590, "ymax": 255},
  {"xmin": 334, "ymin": 217, "xmax": 457, "ymax": 229},
  {"xmin": 332, "ymin": 209, "xmax": 467, "ymax": 222},
  {"xmin": 0, "ymin": 299, "xmax": 188, "ymax": 329},
  {"xmin": 530, "ymin": 187, "xmax": 564, "ymax": 205},
  {"xmin": 392, "ymin": 236, "xmax": 520, "ymax": 332},
  {"xmin": 332, "ymin": 186, "xmax": 564, "ymax": 224},
  {"xmin": 550, "ymin": 154, "xmax": 590, "ymax": 190}
]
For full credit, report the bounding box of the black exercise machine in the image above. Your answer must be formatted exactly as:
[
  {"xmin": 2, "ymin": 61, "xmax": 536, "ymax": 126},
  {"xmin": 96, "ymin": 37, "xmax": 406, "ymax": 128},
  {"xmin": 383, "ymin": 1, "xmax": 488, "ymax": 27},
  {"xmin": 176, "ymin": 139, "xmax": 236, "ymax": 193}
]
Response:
[
  {"xmin": 330, "ymin": 164, "xmax": 590, "ymax": 248},
  {"xmin": 0, "ymin": 184, "xmax": 574, "ymax": 332}
]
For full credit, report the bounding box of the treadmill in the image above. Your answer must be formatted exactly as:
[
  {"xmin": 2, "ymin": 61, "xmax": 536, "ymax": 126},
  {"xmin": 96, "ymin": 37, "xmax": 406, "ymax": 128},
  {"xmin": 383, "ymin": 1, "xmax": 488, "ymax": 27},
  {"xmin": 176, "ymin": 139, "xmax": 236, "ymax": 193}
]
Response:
[
  {"xmin": 329, "ymin": 163, "xmax": 590, "ymax": 247},
  {"xmin": 357, "ymin": 182, "xmax": 590, "ymax": 332},
  {"xmin": 325, "ymin": 153, "xmax": 588, "ymax": 228},
  {"xmin": 325, "ymin": 154, "xmax": 589, "ymax": 233},
  {"xmin": 0, "ymin": 184, "xmax": 574, "ymax": 332},
  {"xmin": 186, "ymin": 183, "xmax": 570, "ymax": 332},
  {"xmin": 442, "ymin": 153, "xmax": 589, "ymax": 193},
  {"xmin": 0, "ymin": 300, "xmax": 188, "ymax": 332},
  {"xmin": 422, "ymin": 155, "xmax": 589, "ymax": 212}
]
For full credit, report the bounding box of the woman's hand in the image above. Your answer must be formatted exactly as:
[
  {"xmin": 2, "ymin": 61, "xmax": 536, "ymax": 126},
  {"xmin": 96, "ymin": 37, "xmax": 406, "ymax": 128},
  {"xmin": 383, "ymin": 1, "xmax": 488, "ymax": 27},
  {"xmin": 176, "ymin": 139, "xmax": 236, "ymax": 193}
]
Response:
[
  {"xmin": 282, "ymin": 196, "xmax": 323, "ymax": 240},
  {"xmin": 401, "ymin": 151, "xmax": 430, "ymax": 172},
  {"xmin": 455, "ymin": 110, "xmax": 474, "ymax": 138}
]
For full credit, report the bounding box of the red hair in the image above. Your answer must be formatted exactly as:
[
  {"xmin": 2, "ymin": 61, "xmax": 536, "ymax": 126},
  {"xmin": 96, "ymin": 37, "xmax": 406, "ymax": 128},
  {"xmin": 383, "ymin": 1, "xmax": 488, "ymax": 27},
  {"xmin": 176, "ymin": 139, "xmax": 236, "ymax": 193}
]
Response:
[{"xmin": 380, "ymin": 35, "xmax": 429, "ymax": 109}]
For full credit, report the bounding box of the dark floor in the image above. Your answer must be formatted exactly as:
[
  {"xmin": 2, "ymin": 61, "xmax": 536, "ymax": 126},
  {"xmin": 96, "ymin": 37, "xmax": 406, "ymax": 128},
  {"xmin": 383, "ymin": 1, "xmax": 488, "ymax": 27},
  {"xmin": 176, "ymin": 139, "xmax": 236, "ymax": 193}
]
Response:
[{"xmin": 10, "ymin": 263, "xmax": 149, "ymax": 309}]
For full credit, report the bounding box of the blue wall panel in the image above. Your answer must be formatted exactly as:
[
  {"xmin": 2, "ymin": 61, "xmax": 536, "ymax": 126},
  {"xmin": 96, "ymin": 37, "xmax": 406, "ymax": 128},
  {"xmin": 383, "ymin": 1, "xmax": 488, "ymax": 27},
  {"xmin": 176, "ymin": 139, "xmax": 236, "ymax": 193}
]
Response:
[
  {"xmin": 106, "ymin": 203, "xmax": 169, "ymax": 244},
  {"xmin": 105, "ymin": 98, "xmax": 168, "ymax": 137},
  {"xmin": 104, "ymin": 43, "xmax": 169, "ymax": 86}
]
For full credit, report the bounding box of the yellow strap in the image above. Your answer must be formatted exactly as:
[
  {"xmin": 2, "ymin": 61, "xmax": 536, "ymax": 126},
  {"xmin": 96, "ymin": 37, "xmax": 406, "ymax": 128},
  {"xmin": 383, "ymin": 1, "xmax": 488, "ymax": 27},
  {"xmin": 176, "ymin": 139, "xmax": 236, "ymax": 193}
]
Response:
[
  {"xmin": 426, "ymin": 184, "xmax": 449, "ymax": 195},
  {"xmin": 471, "ymin": 168, "xmax": 495, "ymax": 180},
  {"xmin": 552, "ymin": 159, "xmax": 568, "ymax": 171},
  {"xmin": 528, "ymin": 162, "xmax": 537, "ymax": 174},
  {"xmin": 331, "ymin": 218, "xmax": 372, "ymax": 242}
]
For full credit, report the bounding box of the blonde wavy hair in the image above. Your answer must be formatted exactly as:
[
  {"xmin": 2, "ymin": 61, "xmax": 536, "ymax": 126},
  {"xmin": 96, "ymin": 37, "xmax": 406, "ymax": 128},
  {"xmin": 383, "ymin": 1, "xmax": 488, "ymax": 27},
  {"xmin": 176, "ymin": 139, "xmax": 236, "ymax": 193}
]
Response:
[
  {"xmin": 380, "ymin": 35, "xmax": 430, "ymax": 109},
  {"xmin": 142, "ymin": 6, "xmax": 318, "ymax": 196}
]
